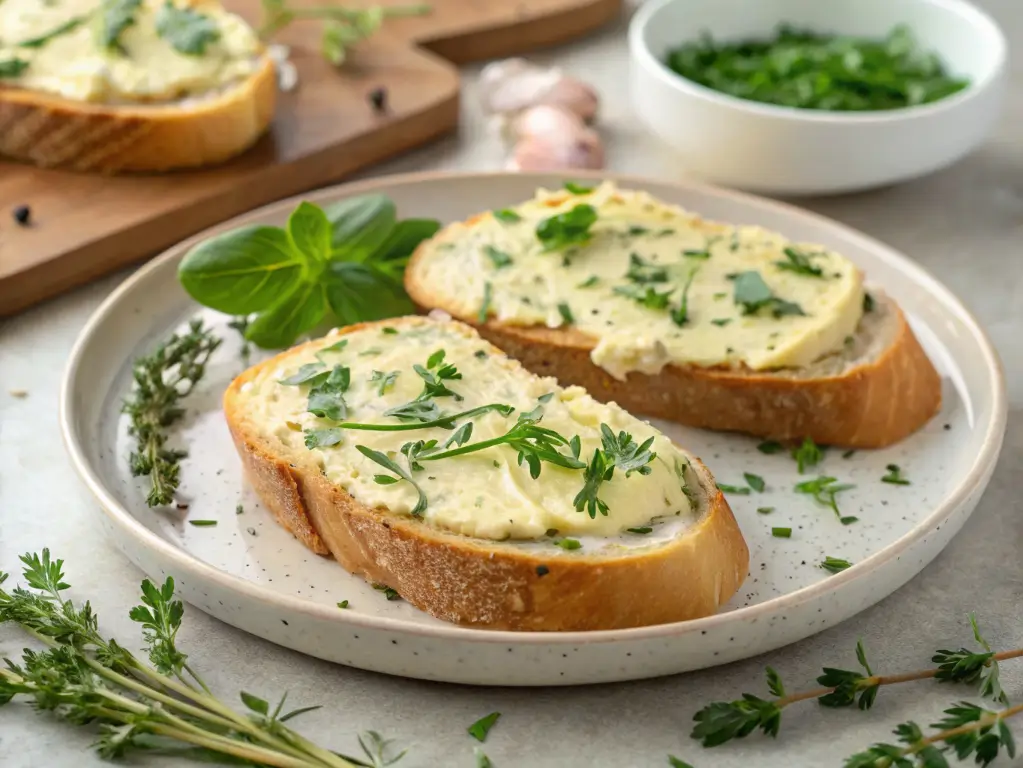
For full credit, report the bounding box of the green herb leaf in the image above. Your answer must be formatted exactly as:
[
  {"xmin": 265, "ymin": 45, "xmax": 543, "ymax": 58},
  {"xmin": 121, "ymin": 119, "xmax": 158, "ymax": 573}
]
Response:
[
  {"xmin": 324, "ymin": 261, "xmax": 416, "ymax": 326},
  {"xmin": 757, "ymin": 506, "xmax": 774, "ymax": 514},
  {"xmin": 467, "ymin": 711, "xmax": 501, "ymax": 742},
  {"xmin": 668, "ymin": 757, "xmax": 694, "ymax": 768},
  {"xmin": 369, "ymin": 369, "xmax": 400, "ymax": 396},
  {"xmin": 881, "ymin": 464, "xmax": 911, "ymax": 485},
  {"xmin": 536, "ymin": 204, "xmax": 598, "ymax": 251},
  {"xmin": 863, "ymin": 292, "xmax": 876, "ymax": 312},
  {"xmin": 711, "ymin": 318, "xmax": 732, "ymax": 327},
  {"xmin": 613, "ymin": 284, "xmax": 674, "ymax": 310},
  {"xmin": 626, "ymin": 526, "xmax": 653, "ymax": 534},
  {"xmin": 303, "ymin": 428, "xmax": 344, "ymax": 449},
  {"xmin": 733, "ymin": 271, "xmax": 806, "ymax": 317},
  {"xmin": 717, "ymin": 482, "xmax": 750, "ymax": 495},
  {"xmin": 772, "ymin": 527, "xmax": 791, "ymax": 538},
  {"xmin": 777, "ymin": 247, "xmax": 824, "ymax": 278},
  {"xmin": 372, "ymin": 583, "xmax": 401, "ymax": 601},
  {"xmin": 821, "ymin": 556, "xmax": 853, "ymax": 574},
  {"xmin": 626, "ymin": 253, "xmax": 669, "ymax": 284},
  {"xmin": 323, "ymin": 194, "xmax": 396, "ymax": 259},
  {"xmin": 337, "ymin": 600, "xmax": 349, "ymax": 609},
  {"xmin": 483, "ymin": 245, "xmax": 513, "ymax": 269},
  {"xmin": 564, "ymin": 181, "xmax": 595, "ymax": 194},
  {"xmin": 683, "ymin": 249, "xmax": 711, "ymax": 260},
  {"xmin": 671, "ymin": 269, "xmax": 700, "ymax": 327},
  {"xmin": 791, "ymin": 437, "xmax": 823, "ymax": 473},
  {"xmin": 280, "ymin": 362, "xmax": 327, "ymax": 385},
  {"xmin": 577, "ymin": 275, "xmax": 600, "ymax": 288},
  {"xmin": 757, "ymin": 440, "xmax": 783, "ymax": 454},
  {"xmin": 475, "ymin": 748, "xmax": 494, "ymax": 768},
  {"xmin": 356, "ymin": 445, "xmax": 427, "ymax": 516},
  {"xmin": 554, "ymin": 538, "xmax": 582, "ymax": 550},
  {"xmin": 0, "ymin": 58, "xmax": 29, "ymax": 77},
  {"xmin": 478, "ymin": 282, "xmax": 493, "ymax": 324},
  {"xmin": 17, "ymin": 17, "xmax": 84, "ymax": 48},
  {"xmin": 795, "ymin": 476, "xmax": 857, "ymax": 524},
  {"xmin": 189, "ymin": 520, "xmax": 218, "ymax": 527},
  {"xmin": 155, "ymin": 1, "xmax": 221, "ymax": 55},
  {"xmin": 493, "ymin": 208, "xmax": 522, "ymax": 223},
  {"xmin": 97, "ymin": 0, "xmax": 143, "ymax": 51},
  {"xmin": 744, "ymin": 472, "xmax": 766, "ymax": 492},
  {"xmin": 306, "ymin": 365, "xmax": 351, "ymax": 421},
  {"xmin": 245, "ymin": 281, "xmax": 328, "ymax": 349},
  {"xmin": 557, "ymin": 302, "xmax": 574, "ymax": 325}
]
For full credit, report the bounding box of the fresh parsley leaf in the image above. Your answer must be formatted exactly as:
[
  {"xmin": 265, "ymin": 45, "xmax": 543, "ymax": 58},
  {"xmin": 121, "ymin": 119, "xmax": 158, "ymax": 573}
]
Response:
[
  {"xmin": 155, "ymin": 1, "xmax": 221, "ymax": 55},
  {"xmin": 795, "ymin": 476, "xmax": 857, "ymax": 524},
  {"xmin": 613, "ymin": 284, "xmax": 674, "ymax": 310},
  {"xmin": 337, "ymin": 600, "xmax": 349, "ymax": 609},
  {"xmin": 791, "ymin": 437, "xmax": 823, "ymax": 473},
  {"xmin": 717, "ymin": 482, "xmax": 751, "ymax": 495},
  {"xmin": 670, "ymin": 268, "xmax": 699, "ymax": 326},
  {"xmin": 493, "ymin": 208, "xmax": 522, "ymax": 223},
  {"xmin": 564, "ymin": 181, "xmax": 595, "ymax": 194},
  {"xmin": 711, "ymin": 318, "xmax": 732, "ymax": 326},
  {"xmin": 444, "ymin": 422, "xmax": 474, "ymax": 448},
  {"xmin": 483, "ymin": 245, "xmax": 513, "ymax": 269},
  {"xmin": 821, "ymin": 556, "xmax": 853, "ymax": 574},
  {"xmin": 307, "ymin": 365, "xmax": 350, "ymax": 421},
  {"xmin": 316, "ymin": 339, "xmax": 349, "ymax": 361},
  {"xmin": 777, "ymin": 247, "xmax": 824, "ymax": 277},
  {"xmin": 478, "ymin": 282, "xmax": 492, "ymax": 324},
  {"xmin": 626, "ymin": 253, "xmax": 669, "ymax": 284},
  {"xmin": 554, "ymin": 538, "xmax": 581, "ymax": 550},
  {"xmin": 383, "ymin": 399, "xmax": 442, "ymax": 423},
  {"xmin": 372, "ymin": 583, "xmax": 401, "ymax": 600},
  {"xmin": 772, "ymin": 527, "xmax": 792, "ymax": 538},
  {"xmin": 573, "ymin": 448, "xmax": 613, "ymax": 518},
  {"xmin": 881, "ymin": 464, "xmax": 911, "ymax": 485},
  {"xmin": 744, "ymin": 472, "xmax": 766, "ymax": 492},
  {"xmin": 356, "ymin": 445, "xmax": 427, "ymax": 515},
  {"xmin": 757, "ymin": 440, "xmax": 783, "ymax": 454},
  {"xmin": 0, "ymin": 58, "xmax": 29, "ymax": 77},
  {"xmin": 733, "ymin": 270, "xmax": 806, "ymax": 318},
  {"xmin": 303, "ymin": 427, "xmax": 344, "ymax": 449},
  {"xmin": 668, "ymin": 756, "xmax": 694, "ymax": 768},
  {"xmin": 557, "ymin": 302, "xmax": 575, "ymax": 325},
  {"xmin": 97, "ymin": 0, "xmax": 143, "ymax": 51},
  {"xmin": 536, "ymin": 204, "xmax": 598, "ymax": 251},
  {"xmin": 467, "ymin": 712, "xmax": 501, "ymax": 742},
  {"xmin": 369, "ymin": 369, "xmax": 400, "ymax": 396},
  {"xmin": 577, "ymin": 275, "xmax": 600, "ymax": 288},
  {"xmin": 600, "ymin": 424, "xmax": 657, "ymax": 476}
]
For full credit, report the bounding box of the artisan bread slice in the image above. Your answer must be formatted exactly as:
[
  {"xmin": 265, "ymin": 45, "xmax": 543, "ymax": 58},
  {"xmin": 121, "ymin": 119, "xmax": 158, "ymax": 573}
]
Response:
[
  {"xmin": 224, "ymin": 317, "xmax": 748, "ymax": 631},
  {"xmin": 405, "ymin": 183, "xmax": 941, "ymax": 448},
  {"xmin": 0, "ymin": 0, "xmax": 275, "ymax": 172}
]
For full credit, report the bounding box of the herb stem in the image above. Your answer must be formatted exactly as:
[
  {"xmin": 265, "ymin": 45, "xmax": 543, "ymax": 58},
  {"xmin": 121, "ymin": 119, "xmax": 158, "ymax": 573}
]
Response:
[
  {"xmin": 908, "ymin": 703, "xmax": 1022, "ymax": 753},
  {"xmin": 335, "ymin": 403, "xmax": 512, "ymax": 431}
]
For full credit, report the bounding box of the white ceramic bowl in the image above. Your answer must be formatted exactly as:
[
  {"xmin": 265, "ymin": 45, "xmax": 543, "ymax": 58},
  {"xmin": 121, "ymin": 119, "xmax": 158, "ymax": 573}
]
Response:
[{"xmin": 628, "ymin": 0, "xmax": 1007, "ymax": 195}]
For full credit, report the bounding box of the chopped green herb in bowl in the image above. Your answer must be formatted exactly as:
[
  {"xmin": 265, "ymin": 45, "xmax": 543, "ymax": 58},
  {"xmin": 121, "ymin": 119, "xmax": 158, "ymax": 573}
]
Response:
[{"xmin": 664, "ymin": 24, "xmax": 969, "ymax": 112}]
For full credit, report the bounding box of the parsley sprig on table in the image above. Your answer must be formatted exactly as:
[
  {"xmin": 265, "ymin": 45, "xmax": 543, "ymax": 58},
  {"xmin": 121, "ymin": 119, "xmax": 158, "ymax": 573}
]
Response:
[
  {"xmin": 691, "ymin": 616, "xmax": 1022, "ymax": 767},
  {"xmin": 665, "ymin": 24, "xmax": 970, "ymax": 112},
  {"xmin": 0, "ymin": 550, "xmax": 406, "ymax": 767},
  {"xmin": 122, "ymin": 319, "xmax": 221, "ymax": 507}
]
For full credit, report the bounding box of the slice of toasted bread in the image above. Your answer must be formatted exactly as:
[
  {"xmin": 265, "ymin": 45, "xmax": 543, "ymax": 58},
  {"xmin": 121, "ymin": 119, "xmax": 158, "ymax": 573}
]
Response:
[
  {"xmin": 224, "ymin": 317, "xmax": 749, "ymax": 631},
  {"xmin": 404, "ymin": 187, "xmax": 941, "ymax": 448},
  {"xmin": 0, "ymin": 54, "xmax": 275, "ymax": 172}
]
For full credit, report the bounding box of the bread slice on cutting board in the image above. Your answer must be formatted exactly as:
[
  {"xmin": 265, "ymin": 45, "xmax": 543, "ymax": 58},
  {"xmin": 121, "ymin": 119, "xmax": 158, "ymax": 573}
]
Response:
[
  {"xmin": 0, "ymin": 0, "xmax": 275, "ymax": 172},
  {"xmin": 224, "ymin": 316, "xmax": 749, "ymax": 631},
  {"xmin": 404, "ymin": 182, "xmax": 941, "ymax": 448}
]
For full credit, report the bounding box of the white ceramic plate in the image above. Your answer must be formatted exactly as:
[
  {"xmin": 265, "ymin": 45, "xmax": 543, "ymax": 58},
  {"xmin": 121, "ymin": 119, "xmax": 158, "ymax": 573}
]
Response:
[{"xmin": 61, "ymin": 171, "xmax": 1005, "ymax": 686}]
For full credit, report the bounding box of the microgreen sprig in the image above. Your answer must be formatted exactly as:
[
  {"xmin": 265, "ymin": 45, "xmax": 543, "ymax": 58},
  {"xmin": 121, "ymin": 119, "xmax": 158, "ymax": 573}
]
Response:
[
  {"xmin": 795, "ymin": 475, "xmax": 858, "ymax": 525},
  {"xmin": 122, "ymin": 319, "xmax": 221, "ymax": 507}
]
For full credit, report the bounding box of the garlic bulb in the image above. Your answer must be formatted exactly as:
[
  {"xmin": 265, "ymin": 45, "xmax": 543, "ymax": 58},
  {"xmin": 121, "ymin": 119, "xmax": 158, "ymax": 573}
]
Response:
[{"xmin": 507, "ymin": 128, "xmax": 605, "ymax": 171}]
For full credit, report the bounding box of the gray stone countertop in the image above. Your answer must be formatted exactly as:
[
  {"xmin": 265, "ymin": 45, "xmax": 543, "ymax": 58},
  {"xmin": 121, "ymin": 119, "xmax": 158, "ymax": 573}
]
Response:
[{"xmin": 1, "ymin": 1, "xmax": 1021, "ymax": 765}]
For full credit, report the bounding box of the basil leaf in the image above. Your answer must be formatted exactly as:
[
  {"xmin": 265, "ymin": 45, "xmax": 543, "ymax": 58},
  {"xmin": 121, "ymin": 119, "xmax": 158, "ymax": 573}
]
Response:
[
  {"xmin": 324, "ymin": 262, "xmax": 415, "ymax": 325},
  {"xmin": 0, "ymin": 59, "xmax": 29, "ymax": 78},
  {"xmin": 366, "ymin": 218, "xmax": 441, "ymax": 281},
  {"xmin": 97, "ymin": 0, "xmax": 142, "ymax": 51},
  {"xmin": 245, "ymin": 282, "xmax": 327, "ymax": 349},
  {"xmin": 287, "ymin": 201, "xmax": 333, "ymax": 263},
  {"xmin": 155, "ymin": 1, "xmax": 220, "ymax": 55},
  {"xmin": 178, "ymin": 226, "xmax": 304, "ymax": 315},
  {"xmin": 324, "ymin": 194, "xmax": 396, "ymax": 260}
]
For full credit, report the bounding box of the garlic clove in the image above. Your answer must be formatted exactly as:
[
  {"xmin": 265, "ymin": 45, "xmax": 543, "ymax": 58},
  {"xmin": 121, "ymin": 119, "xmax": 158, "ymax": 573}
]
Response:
[
  {"xmin": 536, "ymin": 77, "xmax": 600, "ymax": 123},
  {"xmin": 506, "ymin": 104, "xmax": 586, "ymax": 144},
  {"xmin": 478, "ymin": 59, "xmax": 564, "ymax": 116},
  {"xmin": 507, "ymin": 129, "xmax": 605, "ymax": 171}
]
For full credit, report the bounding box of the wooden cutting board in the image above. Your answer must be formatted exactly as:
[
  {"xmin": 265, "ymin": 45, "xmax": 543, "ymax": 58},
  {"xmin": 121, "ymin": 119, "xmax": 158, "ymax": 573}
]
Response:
[{"xmin": 0, "ymin": 0, "xmax": 620, "ymax": 316}]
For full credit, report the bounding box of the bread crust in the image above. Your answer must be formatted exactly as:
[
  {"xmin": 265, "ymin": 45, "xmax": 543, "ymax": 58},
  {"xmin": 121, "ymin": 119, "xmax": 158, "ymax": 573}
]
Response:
[
  {"xmin": 223, "ymin": 319, "xmax": 750, "ymax": 631},
  {"xmin": 0, "ymin": 55, "xmax": 275, "ymax": 173},
  {"xmin": 405, "ymin": 236, "xmax": 941, "ymax": 450}
]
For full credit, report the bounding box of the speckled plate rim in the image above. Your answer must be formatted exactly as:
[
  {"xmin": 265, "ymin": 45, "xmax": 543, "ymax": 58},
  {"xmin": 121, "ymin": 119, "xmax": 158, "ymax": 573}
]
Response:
[{"xmin": 60, "ymin": 169, "xmax": 1007, "ymax": 648}]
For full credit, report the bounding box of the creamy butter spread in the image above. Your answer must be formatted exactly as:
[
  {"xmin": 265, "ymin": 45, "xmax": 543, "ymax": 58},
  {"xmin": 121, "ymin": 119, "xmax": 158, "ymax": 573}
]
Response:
[
  {"xmin": 0, "ymin": 0, "xmax": 260, "ymax": 102},
  {"xmin": 244, "ymin": 319, "xmax": 698, "ymax": 542},
  {"xmin": 411, "ymin": 183, "xmax": 866, "ymax": 380}
]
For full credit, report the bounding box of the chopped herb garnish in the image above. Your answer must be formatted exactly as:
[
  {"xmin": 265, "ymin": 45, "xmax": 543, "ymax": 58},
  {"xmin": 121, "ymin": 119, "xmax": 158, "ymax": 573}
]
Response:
[
  {"xmin": 372, "ymin": 584, "xmax": 401, "ymax": 601},
  {"xmin": 467, "ymin": 711, "xmax": 501, "ymax": 742},
  {"xmin": 97, "ymin": 0, "xmax": 143, "ymax": 51},
  {"xmin": 613, "ymin": 284, "xmax": 674, "ymax": 310},
  {"xmin": 821, "ymin": 556, "xmax": 854, "ymax": 574},
  {"xmin": 337, "ymin": 600, "xmax": 349, "ymax": 609},
  {"xmin": 306, "ymin": 365, "xmax": 350, "ymax": 421},
  {"xmin": 842, "ymin": 449, "xmax": 857, "ymax": 459},
  {"xmin": 577, "ymin": 275, "xmax": 600, "ymax": 288},
  {"xmin": 626, "ymin": 225, "xmax": 650, "ymax": 236},
  {"xmin": 381, "ymin": 327, "xmax": 398, "ymax": 335},
  {"xmin": 315, "ymin": 339, "xmax": 348, "ymax": 361},
  {"xmin": 557, "ymin": 302, "xmax": 575, "ymax": 325},
  {"xmin": 626, "ymin": 253, "xmax": 669, "ymax": 284},
  {"xmin": 795, "ymin": 476, "xmax": 857, "ymax": 524},
  {"xmin": 369, "ymin": 369, "xmax": 400, "ymax": 396},
  {"xmin": 711, "ymin": 318, "xmax": 732, "ymax": 327},
  {"xmin": 744, "ymin": 472, "xmax": 766, "ymax": 492},
  {"xmin": 474, "ymin": 350, "xmax": 487, "ymax": 359},
  {"xmin": 303, "ymin": 427, "xmax": 345, "ymax": 449},
  {"xmin": 536, "ymin": 204, "xmax": 598, "ymax": 251},
  {"xmin": 538, "ymin": 392, "xmax": 555, "ymax": 403},
  {"xmin": 733, "ymin": 271, "xmax": 805, "ymax": 317},
  {"xmin": 670, "ymin": 268, "xmax": 700, "ymax": 326},
  {"xmin": 155, "ymin": 1, "xmax": 221, "ymax": 55},
  {"xmin": 493, "ymin": 208, "xmax": 522, "ymax": 223},
  {"xmin": 776, "ymin": 247, "xmax": 824, "ymax": 277},
  {"xmin": 564, "ymin": 181, "xmax": 595, "ymax": 194},
  {"xmin": 881, "ymin": 464, "xmax": 911, "ymax": 485},
  {"xmin": 279, "ymin": 362, "xmax": 327, "ymax": 386},
  {"xmin": 863, "ymin": 292, "xmax": 875, "ymax": 312},
  {"xmin": 358, "ymin": 348, "xmax": 382, "ymax": 357},
  {"xmin": 0, "ymin": 58, "xmax": 29, "ymax": 78},
  {"xmin": 627, "ymin": 526, "xmax": 653, "ymax": 534},
  {"xmin": 717, "ymin": 482, "xmax": 751, "ymax": 495},
  {"xmin": 572, "ymin": 425, "xmax": 657, "ymax": 518},
  {"xmin": 757, "ymin": 506, "xmax": 775, "ymax": 515},
  {"xmin": 444, "ymin": 422, "xmax": 474, "ymax": 448},
  {"xmin": 235, "ymin": 504, "xmax": 244, "ymax": 515},
  {"xmin": 478, "ymin": 282, "xmax": 492, "ymax": 324},
  {"xmin": 188, "ymin": 520, "xmax": 217, "ymax": 527},
  {"xmin": 791, "ymin": 437, "xmax": 823, "ymax": 473},
  {"xmin": 772, "ymin": 527, "xmax": 792, "ymax": 538},
  {"xmin": 483, "ymin": 245, "xmax": 513, "ymax": 269},
  {"xmin": 17, "ymin": 17, "xmax": 84, "ymax": 48},
  {"xmin": 357, "ymin": 445, "xmax": 428, "ymax": 516},
  {"xmin": 683, "ymin": 249, "xmax": 711, "ymax": 259},
  {"xmin": 757, "ymin": 440, "xmax": 783, "ymax": 454},
  {"xmin": 554, "ymin": 538, "xmax": 582, "ymax": 550}
]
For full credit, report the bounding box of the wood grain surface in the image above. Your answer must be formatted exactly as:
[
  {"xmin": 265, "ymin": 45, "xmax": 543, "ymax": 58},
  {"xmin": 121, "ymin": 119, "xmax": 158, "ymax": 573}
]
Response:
[{"xmin": 0, "ymin": 0, "xmax": 621, "ymax": 316}]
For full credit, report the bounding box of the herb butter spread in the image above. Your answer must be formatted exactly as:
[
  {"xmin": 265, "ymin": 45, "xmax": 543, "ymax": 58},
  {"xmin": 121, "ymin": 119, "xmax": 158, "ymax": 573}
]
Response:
[
  {"xmin": 0, "ymin": 0, "xmax": 260, "ymax": 102},
  {"xmin": 412, "ymin": 182, "xmax": 866, "ymax": 380},
  {"xmin": 241, "ymin": 319, "xmax": 698, "ymax": 541}
]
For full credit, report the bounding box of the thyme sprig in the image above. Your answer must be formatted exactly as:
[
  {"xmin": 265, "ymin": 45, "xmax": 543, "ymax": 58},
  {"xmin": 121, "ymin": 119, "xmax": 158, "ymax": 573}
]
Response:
[
  {"xmin": 0, "ymin": 550, "xmax": 405, "ymax": 767},
  {"xmin": 122, "ymin": 320, "xmax": 221, "ymax": 507},
  {"xmin": 691, "ymin": 618, "xmax": 1022, "ymax": 751}
]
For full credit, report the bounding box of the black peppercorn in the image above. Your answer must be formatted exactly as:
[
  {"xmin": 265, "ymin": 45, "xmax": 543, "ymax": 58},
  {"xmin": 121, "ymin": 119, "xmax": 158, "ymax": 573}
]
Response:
[
  {"xmin": 368, "ymin": 86, "xmax": 387, "ymax": 113},
  {"xmin": 535, "ymin": 565, "xmax": 549, "ymax": 577},
  {"xmin": 12, "ymin": 205, "xmax": 30, "ymax": 226}
]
